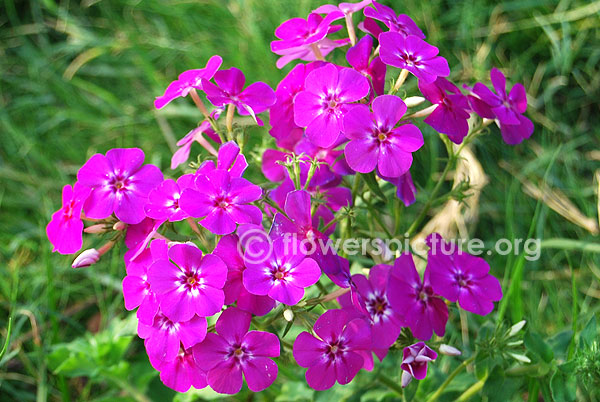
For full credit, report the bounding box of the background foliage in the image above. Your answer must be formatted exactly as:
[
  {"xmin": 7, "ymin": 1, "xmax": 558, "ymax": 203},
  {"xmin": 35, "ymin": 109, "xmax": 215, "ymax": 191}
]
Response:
[{"xmin": 1, "ymin": 0, "xmax": 599, "ymax": 400}]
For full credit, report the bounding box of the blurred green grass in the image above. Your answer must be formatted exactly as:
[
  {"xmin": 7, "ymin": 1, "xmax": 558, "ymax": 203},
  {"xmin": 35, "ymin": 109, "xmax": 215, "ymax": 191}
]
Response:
[{"xmin": 1, "ymin": 0, "xmax": 599, "ymax": 400}]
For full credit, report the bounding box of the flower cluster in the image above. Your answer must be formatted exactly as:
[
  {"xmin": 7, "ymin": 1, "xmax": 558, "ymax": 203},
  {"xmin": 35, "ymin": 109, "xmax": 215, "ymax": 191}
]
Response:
[{"xmin": 47, "ymin": 0, "xmax": 531, "ymax": 395}]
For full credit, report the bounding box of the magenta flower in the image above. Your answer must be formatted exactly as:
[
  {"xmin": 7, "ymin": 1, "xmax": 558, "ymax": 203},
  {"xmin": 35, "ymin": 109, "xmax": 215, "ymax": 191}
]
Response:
[
  {"xmin": 193, "ymin": 307, "xmax": 280, "ymax": 394},
  {"xmin": 418, "ymin": 77, "xmax": 471, "ymax": 143},
  {"xmin": 171, "ymin": 118, "xmax": 221, "ymax": 170},
  {"xmin": 294, "ymin": 64, "xmax": 370, "ymax": 148},
  {"xmin": 243, "ymin": 236, "xmax": 321, "ymax": 305},
  {"xmin": 180, "ymin": 169, "xmax": 262, "ymax": 235},
  {"xmin": 156, "ymin": 348, "xmax": 207, "ymax": 393},
  {"xmin": 293, "ymin": 309, "xmax": 372, "ymax": 390},
  {"xmin": 314, "ymin": 0, "xmax": 372, "ymax": 16},
  {"xmin": 148, "ymin": 242, "xmax": 227, "ymax": 322},
  {"xmin": 154, "ymin": 55, "xmax": 222, "ymax": 109},
  {"xmin": 144, "ymin": 174, "xmax": 194, "ymax": 222},
  {"xmin": 380, "ymin": 33, "xmax": 450, "ymax": 84},
  {"xmin": 387, "ymin": 253, "xmax": 448, "ymax": 340},
  {"xmin": 400, "ymin": 342, "xmax": 438, "ymax": 387},
  {"xmin": 123, "ymin": 247, "xmax": 160, "ymax": 325},
  {"xmin": 364, "ymin": 1, "xmax": 425, "ymax": 38},
  {"xmin": 201, "ymin": 68, "xmax": 276, "ymax": 124},
  {"xmin": 46, "ymin": 183, "xmax": 91, "ymax": 254},
  {"xmin": 77, "ymin": 148, "xmax": 163, "ymax": 224},
  {"xmin": 213, "ymin": 234, "xmax": 275, "ymax": 316},
  {"xmin": 343, "ymin": 95, "xmax": 423, "ymax": 177},
  {"xmin": 426, "ymin": 233, "xmax": 502, "ymax": 315},
  {"xmin": 124, "ymin": 217, "xmax": 165, "ymax": 263},
  {"xmin": 346, "ymin": 35, "xmax": 387, "ymax": 96},
  {"xmin": 197, "ymin": 140, "xmax": 248, "ymax": 178},
  {"xmin": 138, "ymin": 310, "xmax": 208, "ymax": 363},
  {"xmin": 379, "ymin": 171, "xmax": 417, "ymax": 206},
  {"xmin": 471, "ymin": 68, "xmax": 533, "ymax": 144}
]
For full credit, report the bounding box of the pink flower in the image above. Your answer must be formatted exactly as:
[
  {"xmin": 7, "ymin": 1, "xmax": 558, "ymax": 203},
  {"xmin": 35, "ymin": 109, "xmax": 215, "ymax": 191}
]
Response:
[
  {"xmin": 138, "ymin": 310, "xmax": 208, "ymax": 363},
  {"xmin": 400, "ymin": 342, "xmax": 437, "ymax": 387},
  {"xmin": 201, "ymin": 68, "xmax": 276, "ymax": 124},
  {"xmin": 343, "ymin": 95, "xmax": 423, "ymax": 177},
  {"xmin": 144, "ymin": 174, "xmax": 194, "ymax": 222},
  {"xmin": 155, "ymin": 348, "xmax": 207, "ymax": 393},
  {"xmin": 77, "ymin": 148, "xmax": 163, "ymax": 224},
  {"xmin": 196, "ymin": 141, "xmax": 248, "ymax": 178},
  {"xmin": 124, "ymin": 217, "xmax": 165, "ymax": 263},
  {"xmin": 243, "ymin": 235, "xmax": 321, "ymax": 305},
  {"xmin": 380, "ymin": 171, "xmax": 417, "ymax": 207},
  {"xmin": 213, "ymin": 234, "xmax": 275, "ymax": 316},
  {"xmin": 418, "ymin": 77, "xmax": 471, "ymax": 143},
  {"xmin": 147, "ymin": 242, "xmax": 227, "ymax": 322},
  {"xmin": 363, "ymin": 1, "xmax": 425, "ymax": 38},
  {"xmin": 346, "ymin": 35, "xmax": 387, "ymax": 96},
  {"xmin": 171, "ymin": 118, "xmax": 221, "ymax": 170},
  {"xmin": 192, "ymin": 307, "xmax": 280, "ymax": 394},
  {"xmin": 154, "ymin": 55, "xmax": 222, "ymax": 109},
  {"xmin": 314, "ymin": 0, "xmax": 372, "ymax": 16},
  {"xmin": 46, "ymin": 183, "xmax": 91, "ymax": 254},
  {"xmin": 180, "ymin": 169, "xmax": 262, "ymax": 235},
  {"xmin": 293, "ymin": 309, "xmax": 372, "ymax": 390},
  {"xmin": 387, "ymin": 253, "xmax": 448, "ymax": 340},
  {"xmin": 426, "ymin": 233, "xmax": 502, "ymax": 315},
  {"xmin": 294, "ymin": 64, "xmax": 370, "ymax": 148},
  {"xmin": 380, "ymin": 33, "xmax": 450, "ymax": 84}
]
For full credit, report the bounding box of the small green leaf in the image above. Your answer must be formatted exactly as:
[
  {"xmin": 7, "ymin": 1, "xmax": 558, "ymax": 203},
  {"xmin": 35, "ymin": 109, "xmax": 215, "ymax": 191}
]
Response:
[
  {"xmin": 579, "ymin": 315, "xmax": 597, "ymax": 348},
  {"xmin": 524, "ymin": 330, "xmax": 554, "ymax": 363},
  {"xmin": 550, "ymin": 364, "xmax": 577, "ymax": 402},
  {"xmin": 361, "ymin": 172, "xmax": 386, "ymax": 202}
]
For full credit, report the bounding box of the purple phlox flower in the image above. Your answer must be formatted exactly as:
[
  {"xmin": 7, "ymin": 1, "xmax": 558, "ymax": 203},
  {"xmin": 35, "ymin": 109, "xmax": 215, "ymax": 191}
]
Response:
[
  {"xmin": 124, "ymin": 217, "xmax": 166, "ymax": 263},
  {"xmin": 196, "ymin": 140, "xmax": 249, "ymax": 178},
  {"xmin": 426, "ymin": 233, "xmax": 502, "ymax": 315},
  {"xmin": 343, "ymin": 95, "xmax": 423, "ymax": 177},
  {"xmin": 314, "ymin": 0, "xmax": 372, "ymax": 16},
  {"xmin": 46, "ymin": 183, "xmax": 91, "ymax": 254},
  {"xmin": 470, "ymin": 68, "xmax": 533, "ymax": 145},
  {"xmin": 346, "ymin": 35, "xmax": 386, "ymax": 96},
  {"xmin": 201, "ymin": 67, "xmax": 276, "ymax": 125},
  {"xmin": 77, "ymin": 148, "xmax": 164, "ymax": 224},
  {"xmin": 295, "ymin": 136, "xmax": 353, "ymax": 178},
  {"xmin": 213, "ymin": 234, "xmax": 275, "ymax": 316},
  {"xmin": 148, "ymin": 242, "xmax": 227, "ymax": 322},
  {"xmin": 294, "ymin": 63, "xmax": 370, "ymax": 148},
  {"xmin": 171, "ymin": 110, "xmax": 222, "ymax": 170},
  {"xmin": 276, "ymin": 38, "xmax": 351, "ymax": 70},
  {"xmin": 180, "ymin": 169, "xmax": 262, "ymax": 235},
  {"xmin": 357, "ymin": 16, "xmax": 384, "ymax": 38},
  {"xmin": 400, "ymin": 342, "xmax": 437, "ymax": 387},
  {"xmin": 271, "ymin": 190, "xmax": 350, "ymax": 287},
  {"xmin": 193, "ymin": 307, "xmax": 280, "ymax": 394},
  {"xmin": 154, "ymin": 55, "xmax": 222, "ymax": 109},
  {"xmin": 122, "ymin": 240, "xmax": 167, "ymax": 325},
  {"xmin": 378, "ymin": 170, "xmax": 417, "ymax": 206},
  {"xmin": 243, "ymin": 235, "xmax": 321, "ymax": 305},
  {"xmin": 348, "ymin": 264, "xmax": 405, "ymax": 361},
  {"xmin": 138, "ymin": 310, "xmax": 208, "ymax": 364},
  {"xmin": 364, "ymin": 1, "xmax": 425, "ymax": 38},
  {"xmin": 387, "ymin": 252, "xmax": 448, "ymax": 340},
  {"xmin": 418, "ymin": 77, "xmax": 471, "ymax": 144},
  {"xmin": 144, "ymin": 174, "xmax": 194, "ymax": 222},
  {"xmin": 156, "ymin": 347, "xmax": 207, "ymax": 393},
  {"xmin": 380, "ymin": 33, "xmax": 450, "ymax": 84},
  {"xmin": 261, "ymin": 149, "xmax": 291, "ymax": 182},
  {"xmin": 293, "ymin": 309, "xmax": 372, "ymax": 390}
]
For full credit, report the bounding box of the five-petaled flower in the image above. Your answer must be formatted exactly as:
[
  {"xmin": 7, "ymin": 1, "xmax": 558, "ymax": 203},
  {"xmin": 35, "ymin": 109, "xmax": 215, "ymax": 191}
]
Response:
[{"xmin": 46, "ymin": 183, "xmax": 91, "ymax": 254}]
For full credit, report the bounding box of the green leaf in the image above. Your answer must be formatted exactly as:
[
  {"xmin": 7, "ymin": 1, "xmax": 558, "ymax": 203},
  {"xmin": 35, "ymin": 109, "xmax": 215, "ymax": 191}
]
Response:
[
  {"xmin": 483, "ymin": 366, "xmax": 523, "ymax": 402},
  {"xmin": 550, "ymin": 364, "xmax": 577, "ymax": 402},
  {"xmin": 579, "ymin": 315, "xmax": 597, "ymax": 348},
  {"xmin": 524, "ymin": 330, "xmax": 554, "ymax": 363},
  {"xmin": 361, "ymin": 172, "xmax": 387, "ymax": 202}
]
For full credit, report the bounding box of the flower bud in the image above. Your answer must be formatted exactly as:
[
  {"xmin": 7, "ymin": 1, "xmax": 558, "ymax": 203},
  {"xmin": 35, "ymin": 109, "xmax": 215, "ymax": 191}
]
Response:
[
  {"xmin": 401, "ymin": 370, "xmax": 413, "ymax": 388},
  {"xmin": 507, "ymin": 340, "xmax": 524, "ymax": 347},
  {"xmin": 84, "ymin": 224, "xmax": 108, "ymax": 234},
  {"xmin": 72, "ymin": 248, "xmax": 100, "ymax": 269},
  {"xmin": 283, "ymin": 309, "xmax": 294, "ymax": 322},
  {"xmin": 404, "ymin": 96, "xmax": 426, "ymax": 108},
  {"xmin": 508, "ymin": 352, "xmax": 531, "ymax": 364},
  {"xmin": 508, "ymin": 320, "xmax": 527, "ymax": 337},
  {"xmin": 113, "ymin": 221, "xmax": 127, "ymax": 231},
  {"xmin": 439, "ymin": 344, "xmax": 462, "ymax": 356}
]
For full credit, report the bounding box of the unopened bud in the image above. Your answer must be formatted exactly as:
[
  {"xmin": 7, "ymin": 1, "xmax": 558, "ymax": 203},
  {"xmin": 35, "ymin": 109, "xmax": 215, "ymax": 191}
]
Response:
[
  {"xmin": 507, "ymin": 340, "xmax": 524, "ymax": 347},
  {"xmin": 508, "ymin": 320, "xmax": 527, "ymax": 337},
  {"xmin": 283, "ymin": 309, "xmax": 294, "ymax": 322},
  {"xmin": 84, "ymin": 224, "xmax": 108, "ymax": 234},
  {"xmin": 113, "ymin": 221, "xmax": 127, "ymax": 231},
  {"xmin": 401, "ymin": 371, "xmax": 413, "ymax": 388},
  {"xmin": 508, "ymin": 352, "xmax": 531, "ymax": 364},
  {"xmin": 439, "ymin": 344, "xmax": 462, "ymax": 356},
  {"xmin": 404, "ymin": 96, "xmax": 426, "ymax": 108},
  {"xmin": 72, "ymin": 248, "xmax": 100, "ymax": 268}
]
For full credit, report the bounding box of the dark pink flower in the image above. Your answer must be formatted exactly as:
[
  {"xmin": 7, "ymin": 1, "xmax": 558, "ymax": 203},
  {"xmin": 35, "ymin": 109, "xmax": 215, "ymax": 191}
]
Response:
[
  {"xmin": 156, "ymin": 348, "xmax": 207, "ymax": 393},
  {"xmin": 144, "ymin": 174, "xmax": 194, "ymax": 222},
  {"xmin": 180, "ymin": 169, "xmax": 262, "ymax": 235},
  {"xmin": 400, "ymin": 342, "xmax": 437, "ymax": 387},
  {"xmin": 77, "ymin": 148, "xmax": 164, "ymax": 224},
  {"xmin": 293, "ymin": 309, "xmax": 371, "ymax": 390},
  {"xmin": 314, "ymin": 0, "xmax": 372, "ymax": 16},
  {"xmin": 201, "ymin": 68, "xmax": 276, "ymax": 124},
  {"xmin": 46, "ymin": 183, "xmax": 91, "ymax": 254},
  {"xmin": 197, "ymin": 140, "xmax": 248, "ymax": 178},
  {"xmin": 213, "ymin": 234, "xmax": 275, "ymax": 316},
  {"xmin": 148, "ymin": 242, "xmax": 227, "ymax": 322},
  {"xmin": 426, "ymin": 233, "xmax": 502, "ymax": 315},
  {"xmin": 380, "ymin": 33, "xmax": 450, "ymax": 84},
  {"xmin": 379, "ymin": 170, "xmax": 417, "ymax": 206},
  {"xmin": 124, "ymin": 217, "xmax": 165, "ymax": 263},
  {"xmin": 364, "ymin": 1, "xmax": 425, "ymax": 38},
  {"xmin": 387, "ymin": 253, "xmax": 448, "ymax": 340},
  {"xmin": 243, "ymin": 235, "xmax": 321, "ymax": 305},
  {"xmin": 193, "ymin": 308, "xmax": 280, "ymax": 394},
  {"xmin": 171, "ymin": 118, "xmax": 221, "ymax": 170},
  {"xmin": 138, "ymin": 310, "xmax": 208, "ymax": 363},
  {"xmin": 419, "ymin": 77, "xmax": 471, "ymax": 143},
  {"xmin": 294, "ymin": 64, "xmax": 370, "ymax": 148},
  {"xmin": 346, "ymin": 35, "xmax": 387, "ymax": 96},
  {"xmin": 343, "ymin": 95, "xmax": 423, "ymax": 177},
  {"xmin": 154, "ymin": 55, "xmax": 222, "ymax": 109}
]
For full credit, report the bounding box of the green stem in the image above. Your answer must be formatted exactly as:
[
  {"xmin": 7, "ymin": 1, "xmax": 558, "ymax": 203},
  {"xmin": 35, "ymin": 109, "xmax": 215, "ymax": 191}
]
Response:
[
  {"xmin": 456, "ymin": 373, "xmax": 487, "ymax": 401},
  {"xmin": 426, "ymin": 355, "xmax": 476, "ymax": 402},
  {"xmin": 378, "ymin": 373, "xmax": 404, "ymax": 396}
]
